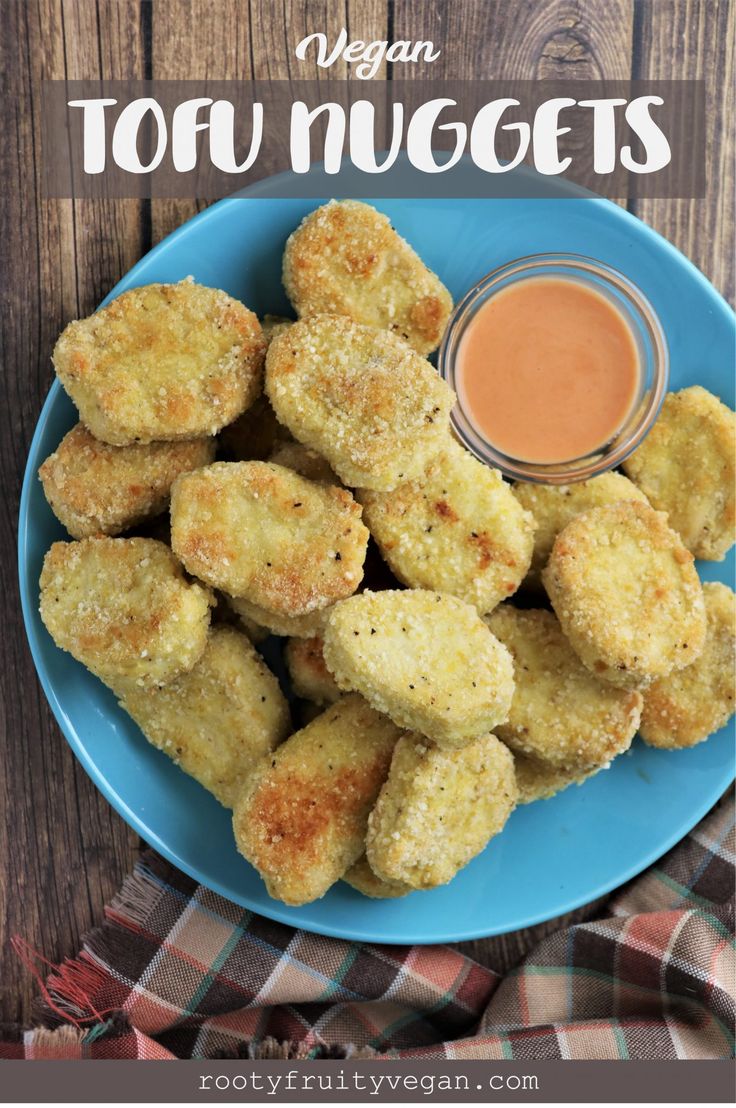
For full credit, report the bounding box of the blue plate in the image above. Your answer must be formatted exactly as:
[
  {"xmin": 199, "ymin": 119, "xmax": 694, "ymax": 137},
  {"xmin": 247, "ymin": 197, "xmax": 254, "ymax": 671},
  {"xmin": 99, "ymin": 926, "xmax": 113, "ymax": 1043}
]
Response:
[{"xmin": 18, "ymin": 190, "xmax": 735, "ymax": 944}]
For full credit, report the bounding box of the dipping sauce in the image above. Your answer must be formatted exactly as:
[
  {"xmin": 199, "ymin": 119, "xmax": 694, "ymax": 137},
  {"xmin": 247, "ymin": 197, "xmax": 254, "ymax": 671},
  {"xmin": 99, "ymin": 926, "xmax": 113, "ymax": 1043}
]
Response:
[{"xmin": 456, "ymin": 277, "xmax": 641, "ymax": 464}]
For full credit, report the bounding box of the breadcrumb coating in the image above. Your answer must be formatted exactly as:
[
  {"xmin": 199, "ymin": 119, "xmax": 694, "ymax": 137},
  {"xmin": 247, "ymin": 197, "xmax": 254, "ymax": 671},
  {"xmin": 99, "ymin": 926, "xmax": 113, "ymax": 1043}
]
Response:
[
  {"xmin": 487, "ymin": 606, "xmax": 642, "ymax": 768},
  {"xmin": 226, "ymin": 594, "xmax": 333, "ymax": 639},
  {"xmin": 171, "ymin": 461, "xmax": 368, "ymax": 616},
  {"xmin": 283, "ymin": 200, "xmax": 453, "ymax": 355},
  {"xmin": 232, "ymin": 694, "xmax": 402, "ymax": 905},
  {"xmin": 39, "ymin": 536, "xmax": 213, "ymax": 687},
  {"xmin": 623, "ymin": 386, "xmax": 736, "ymax": 561},
  {"xmin": 113, "ymin": 626, "xmax": 290, "ymax": 807},
  {"xmin": 284, "ymin": 635, "xmax": 342, "ymax": 705},
  {"xmin": 640, "ymin": 581, "xmax": 735, "ymax": 749},
  {"xmin": 265, "ymin": 315, "xmax": 455, "ymax": 491},
  {"xmin": 52, "ymin": 280, "xmax": 265, "ymax": 444},
  {"xmin": 513, "ymin": 752, "xmax": 603, "ymax": 805},
  {"xmin": 543, "ymin": 501, "xmax": 706, "ymax": 689},
  {"xmin": 39, "ymin": 422, "xmax": 214, "ymax": 538},
  {"xmin": 323, "ymin": 589, "xmax": 515, "ymax": 746},
  {"xmin": 366, "ymin": 733, "xmax": 517, "ymax": 889},
  {"xmin": 342, "ymin": 855, "xmax": 411, "ymax": 899},
  {"xmin": 269, "ymin": 441, "xmax": 341, "ymax": 485},
  {"xmin": 359, "ymin": 438, "xmax": 535, "ymax": 613},
  {"xmin": 513, "ymin": 472, "xmax": 647, "ymax": 587}
]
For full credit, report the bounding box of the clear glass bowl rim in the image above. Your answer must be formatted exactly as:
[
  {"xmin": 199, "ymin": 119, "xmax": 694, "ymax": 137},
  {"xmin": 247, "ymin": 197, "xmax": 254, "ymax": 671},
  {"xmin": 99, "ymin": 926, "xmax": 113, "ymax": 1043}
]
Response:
[{"xmin": 438, "ymin": 251, "xmax": 669, "ymax": 485}]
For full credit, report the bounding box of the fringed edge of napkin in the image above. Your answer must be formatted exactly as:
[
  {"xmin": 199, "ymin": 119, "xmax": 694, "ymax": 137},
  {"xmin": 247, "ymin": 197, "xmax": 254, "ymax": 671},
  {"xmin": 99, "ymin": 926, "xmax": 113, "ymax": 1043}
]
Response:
[{"xmin": 3, "ymin": 850, "xmax": 374, "ymax": 1059}]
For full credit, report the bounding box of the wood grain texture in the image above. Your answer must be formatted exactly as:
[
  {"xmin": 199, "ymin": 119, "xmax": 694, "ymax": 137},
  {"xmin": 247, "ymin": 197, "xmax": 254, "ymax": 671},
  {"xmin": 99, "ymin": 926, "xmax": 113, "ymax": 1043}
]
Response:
[
  {"xmin": 630, "ymin": 0, "xmax": 735, "ymax": 304},
  {"xmin": 149, "ymin": 0, "xmax": 389, "ymax": 242},
  {"xmin": 0, "ymin": 0, "xmax": 145, "ymax": 1027},
  {"xmin": 391, "ymin": 0, "xmax": 634, "ymax": 78},
  {"xmin": 0, "ymin": 0, "xmax": 733, "ymax": 1025}
]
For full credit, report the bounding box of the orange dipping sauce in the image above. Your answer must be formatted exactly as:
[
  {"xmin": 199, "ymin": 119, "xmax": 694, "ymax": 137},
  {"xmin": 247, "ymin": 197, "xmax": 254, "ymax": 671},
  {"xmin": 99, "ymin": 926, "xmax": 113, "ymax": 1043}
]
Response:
[{"xmin": 456, "ymin": 277, "xmax": 641, "ymax": 465}]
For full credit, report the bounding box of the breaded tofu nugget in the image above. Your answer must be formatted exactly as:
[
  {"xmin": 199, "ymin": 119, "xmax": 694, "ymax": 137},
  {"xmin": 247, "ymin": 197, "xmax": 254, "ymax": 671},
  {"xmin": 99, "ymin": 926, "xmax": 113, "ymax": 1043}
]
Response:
[
  {"xmin": 269, "ymin": 441, "xmax": 340, "ymax": 485},
  {"xmin": 52, "ymin": 280, "xmax": 265, "ymax": 445},
  {"xmin": 171, "ymin": 461, "xmax": 368, "ymax": 615},
  {"xmin": 640, "ymin": 582, "xmax": 735, "ymax": 749},
  {"xmin": 359, "ymin": 439, "xmax": 535, "ymax": 613},
  {"xmin": 39, "ymin": 537, "xmax": 213, "ymax": 687},
  {"xmin": 39, "ymin": 423, "xmax": 214, "ymax": 539},
  {"xmin": 232, "ymin": 694, "xmax": 402, "ymax": 905},
  {"xmin": 366, "ymin": 733, "xmax": 516, "ymax": 889},
  {"xmin": 266, "ymin": 315, "xmax": 454, "ymax": 491},
  {"xmin": 114, "ymin": 627, "xmax": 290, "ymax": 807},
  {"xmin": 543, "ymin": 501, "xmax": 706, "ymax": 689},
  {"xmin": 513, "ymin": 472, "xmax": 648, "ymax": 586},
  {"xmin": 227, "ymin": 594, "xmax": 332, "ymax": 640},
  {"xmin": 218, "ymin": 395, "xmax": 289, "ymax": 462},
  {"xmin": 513, "ymin": 752, "xmax": 601, "ymax": 805},
  {"xmin": 284, "ymin": 636, "xmax": 342, "ymax": 705},
  {"xmin": 323, "ymin": 590, "xmax": 515, "ymax": 746},
  {"xmin": 487, "ymin": 606, "xmax": 642, "ymax": 768},
  {"xmin": 343, "ymin": 855, "xmax": 411, "ymax": 899},
  {"xmin": 623, "ymin": 386, "xmax": 736, "ymax": 561},
  {"xmin": 283, "ymin": 200, "xmax": 453, "ymax": 356}
]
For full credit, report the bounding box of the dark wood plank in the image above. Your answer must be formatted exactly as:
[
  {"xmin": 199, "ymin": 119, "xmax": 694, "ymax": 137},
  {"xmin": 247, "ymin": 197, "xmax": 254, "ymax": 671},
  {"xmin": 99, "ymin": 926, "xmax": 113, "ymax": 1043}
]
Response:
[
  {"xmin": 630, "ymin": 0, "xmax": 734, "ymax": 304},
  {"xmin": 391, "ymin": 0, "xmax": 634, "ymax": 79},
  {"xmin": 149, "ymin": 0, "xmax": 389, "ymax": 243},
  {"xmin": 0, "ymin": 0, "xmax": 145, "ymax": 1026}
]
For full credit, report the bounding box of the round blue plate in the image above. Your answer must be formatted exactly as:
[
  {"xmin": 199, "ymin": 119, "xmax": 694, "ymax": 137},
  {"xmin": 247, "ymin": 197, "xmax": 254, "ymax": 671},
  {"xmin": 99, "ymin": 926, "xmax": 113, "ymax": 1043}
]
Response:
[{"xmin": 19, "ymin": 190, "xmax": 735, "ymax": 944}]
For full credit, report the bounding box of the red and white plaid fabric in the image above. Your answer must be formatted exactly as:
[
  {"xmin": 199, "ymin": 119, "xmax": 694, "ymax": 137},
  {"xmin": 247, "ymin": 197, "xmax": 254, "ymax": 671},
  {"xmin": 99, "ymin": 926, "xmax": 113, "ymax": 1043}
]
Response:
[{"xmin": 2, "ymin": 795, "xmax": 733, "ymax": 1061}]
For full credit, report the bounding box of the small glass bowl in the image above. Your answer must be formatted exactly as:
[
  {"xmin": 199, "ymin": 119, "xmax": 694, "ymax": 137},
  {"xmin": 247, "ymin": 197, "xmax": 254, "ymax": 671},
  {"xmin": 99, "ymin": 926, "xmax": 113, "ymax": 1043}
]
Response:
[{"xmin": 438, "ymin": 253, "xmax": 669, "ymax": 485}]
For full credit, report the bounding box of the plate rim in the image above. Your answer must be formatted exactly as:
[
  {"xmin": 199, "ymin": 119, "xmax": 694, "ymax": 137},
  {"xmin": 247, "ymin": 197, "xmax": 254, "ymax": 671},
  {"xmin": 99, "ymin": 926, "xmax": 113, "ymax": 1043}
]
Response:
[{"xmin": 17, "ymin": 187, "xmax": 736, "ymax": 943}]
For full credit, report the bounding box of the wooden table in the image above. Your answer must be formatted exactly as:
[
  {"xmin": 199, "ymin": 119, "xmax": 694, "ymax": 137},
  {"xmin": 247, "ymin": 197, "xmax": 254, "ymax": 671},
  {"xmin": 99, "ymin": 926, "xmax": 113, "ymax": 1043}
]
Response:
[{"xmin": 1, "ymin": 0, "xmax": 733, "ymax": 1026}]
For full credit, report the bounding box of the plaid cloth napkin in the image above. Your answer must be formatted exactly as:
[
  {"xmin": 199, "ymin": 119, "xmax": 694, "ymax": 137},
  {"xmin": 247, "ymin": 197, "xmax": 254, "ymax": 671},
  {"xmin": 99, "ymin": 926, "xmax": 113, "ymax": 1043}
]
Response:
[{"xmin": 2, "ymin": 796, "xmax": 733, "ymax": 1061}]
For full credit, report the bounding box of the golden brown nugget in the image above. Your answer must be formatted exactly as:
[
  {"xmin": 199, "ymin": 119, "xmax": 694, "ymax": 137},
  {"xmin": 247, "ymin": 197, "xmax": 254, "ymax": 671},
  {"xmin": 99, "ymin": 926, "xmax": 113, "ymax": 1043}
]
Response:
[
  {"xmin": 269, "ymin": 441, "xmax": 340, "ymax": 485},
  {"xmin": 218, "ymin": 395, "xmax": 289, "ymax": 462},
  {"xmin": 265, "ymin": 315, "xmax": 454, "ymax": 491},
  {"xmin": 283, "ymin": 200, "xmax": 453, "ymax": 355},
  {"xmin": 53, "ymin": 280, "xmax": 265, "ymax": 445},
  {"xmin": 366, "ymin": 733, "xmax": 516, "ymax": 889},
  {"xmin": 39, "ymin": 537, "xmax": 213, "ymax": 687},
  {"xmin": 227, "ymin": 594, "xmax": 332, "ymax": 639},
  {"xmin": 543, "ymin": 501, "xmax": 706, "ymax": 689},
  {"xmin": 623, "ymin": 386, "xmax": 736, "ymax": 561},
  {"xmin": 359, "ymin": 439, "xmax": 535, "ymax": 613},
  {"xmin": 513, "ymin": 752, "xmax": 602, "ymax": 805},
  {"xmin": 171, "ymin": 461, "xmax": 368, "ymax": 616},
  {"xmin": 226, "ymin": 540, "xmax": 399, "ymax": 642},
  {"xmin": 640, "ymin": 582, "xmax": 735, "ymax": 749},
  {"xmin": 487, "ymin": 606, "xmax": 642, "ymax": 768},
  {"xmin": 284, "ymin": 636, "xmax": 342, "ymax": 705},
  {"xmin": 513, "ymin": 472, "xmax": 648, "ymax": 586},
  {"xmin": 323, "ymin": 590, "xmax": 515, "ymax": 746},
  {"xmin": 38, "ymin": 423, "xmax": 214, "ymax": 539},
  {"xmin": 232, "ymin": 694, "xmax": 402, "ymax": 905},
  {"xmin": 342, "ymin": 855, "xmax": 411, "ymax": 899},
  {"xmin": 114, "ymin": 627, "xmax": 290, "ymax": 807}
]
